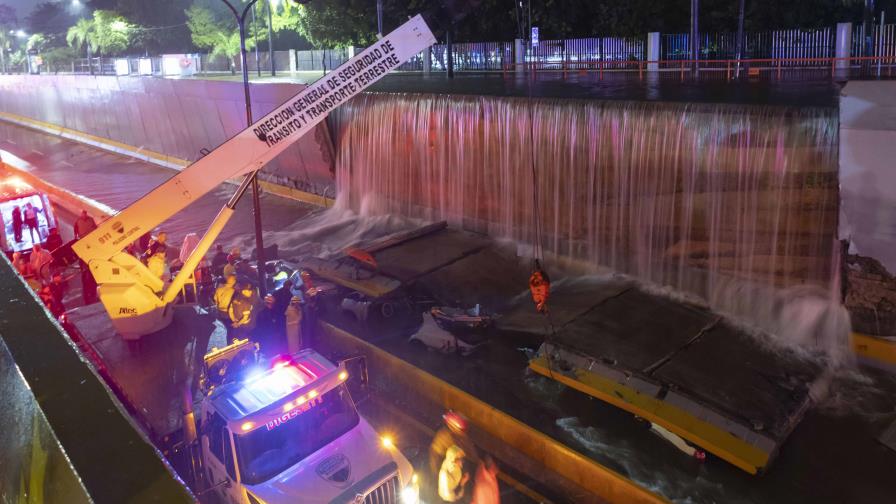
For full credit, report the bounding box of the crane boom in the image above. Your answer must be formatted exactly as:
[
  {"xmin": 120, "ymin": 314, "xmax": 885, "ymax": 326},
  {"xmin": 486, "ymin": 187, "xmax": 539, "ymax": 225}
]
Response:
[
  {"xmin": 72, "ymin": 15, "xmax": 436, "ymax": 338},
  {"xmin": 73, "ymin": 14, "xmax": 434, "ymax": 263}
]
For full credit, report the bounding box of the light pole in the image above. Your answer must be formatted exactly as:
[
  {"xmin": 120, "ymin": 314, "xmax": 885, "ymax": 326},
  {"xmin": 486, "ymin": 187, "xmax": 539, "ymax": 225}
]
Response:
[
  {"xmin": 70, "ymin": 0, "xmax": 92, "ymax": 75},
  {"xmin": 267, "ymin": 0, "xmax": 275, "ymax": 76},
  {"xmin": 219, "ymin": 0, "xmax": 268, "ymax": 295}
]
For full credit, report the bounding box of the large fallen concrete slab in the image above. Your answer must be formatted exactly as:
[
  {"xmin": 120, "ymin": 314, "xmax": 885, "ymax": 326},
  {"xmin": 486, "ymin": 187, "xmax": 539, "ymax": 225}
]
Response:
[{"xmin": 525, "ymin": 286, "xmax": 827, "ymax": 475}]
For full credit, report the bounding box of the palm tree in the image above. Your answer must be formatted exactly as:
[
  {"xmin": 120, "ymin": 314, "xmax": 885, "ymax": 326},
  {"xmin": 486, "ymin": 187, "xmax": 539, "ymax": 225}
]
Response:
[
  {"xmin": 66, "ymin": 17, "xmax": 96, "ymax": 75},
  {"xmin": 0, "ymin": 31, "xmax": 10, "ymax": 74}
]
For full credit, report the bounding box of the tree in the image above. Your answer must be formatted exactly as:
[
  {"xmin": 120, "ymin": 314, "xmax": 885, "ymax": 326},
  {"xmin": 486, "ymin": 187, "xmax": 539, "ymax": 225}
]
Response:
[
  {"xmin": 67, "ymin": 17, "xmax": 97, "ymax": 57},
  {"xmin": 92, "ymin": 10, "xmax": 137, "ymax": 54},
  {"xmin": 185, "ymin": 2, "xmax": 256, "ymax": 73},
  {"xmin": 42, "ymin": 46, "xmax": 80, "ymax": 73},
  {"xmin": 26, "ymin": 33, "xmax": 49, "ymax": 54}
]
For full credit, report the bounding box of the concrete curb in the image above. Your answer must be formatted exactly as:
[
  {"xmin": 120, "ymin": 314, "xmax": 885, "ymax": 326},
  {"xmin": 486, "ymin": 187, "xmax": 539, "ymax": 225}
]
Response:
[{"xmin": 318, "ymin": 321, "xmax": 670, "ymax": 504}]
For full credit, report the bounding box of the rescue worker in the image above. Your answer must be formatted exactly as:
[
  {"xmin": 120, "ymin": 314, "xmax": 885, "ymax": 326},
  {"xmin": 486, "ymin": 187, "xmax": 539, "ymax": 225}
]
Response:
[
  {"xmin": 528, "ymin": 259, "xmax": 551, "ymax": 313},
  {"xmin": 271, "ymin": 279, "xmax": 294, "ymax": 314},
  {"xmin": 29, "ymin": 243, "xmax": 53, "ymax": 282},
  {"xmin": 73, "ymin": 210, "xmax": 97, "ymax": 239},
  {"xmin": 254, "ymin": 294, "xmax": 282, "ymax": 356},
  {"xmin": 285, "ymin": 296, "xmax": 303, "ymax": 353},
  {"xmin": 11, "ymin": 206, "xmax": 22, "ymax": 242},
  {"xmin": 438, "ymin": 446, "xmax": 469, "ymax": 503},
  {"xmin": 47, "ymin": 272, "xmax": 67, "ymax": 317},
  {"xmin": 229, "ymin": 282, "xmax": 258, "ymax": 340},
  {"xmin": 211, "ymin": 244, "xmax": 229, "ymax": 277},
  {"xmin": 39, "ymin": 285, "xmax": 64, "ymax": 318},
  {"xmin": 45, "ymin": 227, "xmax": 63, "ymax": 252},
  {"xmin": 147, "ymin": 249, "xmax": 169, "ymax": 282},
  {"xmin": 11, "ymin": 252, "xmax": 28, "ymax": 276},
  {"xmin": 80, "ymin": 259, "xmax": 98, "ymax": 305},
  {"xmin": 222, "ymin": 249, "xmax": 240, "ymax": 279},
  {"xmin": 471, "ymin": 455, "xmax": 500, "ymax": 504},
  {"xmin": 213, "ymin": 274, "xmax": 237, "ymax": 326},
  {"xmin": 23, "ymin": 203, "xmax": 41, "ymax": 243},
  {"xmin": 430, "ymin": 411, "xmax": 478, "ymax": 477},
  {"xmin": 137, "ymin": 231, "xmax": 152, "ymax": 255},
  {"xmin": 145, "ymin": 231, "xmax": 168, "ymax": 259}
]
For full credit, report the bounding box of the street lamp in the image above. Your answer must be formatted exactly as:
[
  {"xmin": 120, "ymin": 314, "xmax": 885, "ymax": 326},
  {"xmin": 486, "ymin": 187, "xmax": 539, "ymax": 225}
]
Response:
[{"xmin": 219, "ymin": 0, "xmax": 309, "ymax": 294}]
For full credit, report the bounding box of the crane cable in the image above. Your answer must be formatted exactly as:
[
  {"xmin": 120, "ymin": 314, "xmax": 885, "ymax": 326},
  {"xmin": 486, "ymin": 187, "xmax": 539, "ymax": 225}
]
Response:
[{"xmin": 525, "ymin": 54, "xmax": 559, "ymax": 379}]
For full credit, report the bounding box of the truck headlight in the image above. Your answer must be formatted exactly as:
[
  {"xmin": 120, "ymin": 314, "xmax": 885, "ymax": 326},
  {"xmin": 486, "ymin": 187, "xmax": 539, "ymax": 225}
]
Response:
[{"xmin": 400, "ymin": 473, "xmax": 420, "ymax": 504}]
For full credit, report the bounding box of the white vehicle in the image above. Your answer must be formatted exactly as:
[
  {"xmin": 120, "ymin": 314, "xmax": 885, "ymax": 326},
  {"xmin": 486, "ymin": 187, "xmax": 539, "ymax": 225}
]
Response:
[{"xmin": 199, "ymin": 341, "xmax": 419, "ymax": 504}]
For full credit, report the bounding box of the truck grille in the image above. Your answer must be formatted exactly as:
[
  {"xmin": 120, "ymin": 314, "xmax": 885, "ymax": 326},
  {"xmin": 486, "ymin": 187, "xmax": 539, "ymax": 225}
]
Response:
[{"xmin": 364, "ymin": 475, "xmax": 399, "ymax": 504}]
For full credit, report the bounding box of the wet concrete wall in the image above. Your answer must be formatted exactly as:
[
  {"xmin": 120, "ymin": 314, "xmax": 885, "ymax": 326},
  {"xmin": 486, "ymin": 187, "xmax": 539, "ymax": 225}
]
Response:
[
  {"xmin": 332, "ymin": 93, "xmax": 839, "ymax": 291},
  {"xmin": 0, "ymin": 338, "xmax": 90, "ymax": 504},
  {"xmin": 0, "ymin": 75, "xmax": 336, "ymax": 195},
  {"xmin": 0, "ymin": 255, "xmax": 194, "ymax": 502},
  {"xmin": 839, "ymin": 81, "xmax": 896, "ymax": 336}
]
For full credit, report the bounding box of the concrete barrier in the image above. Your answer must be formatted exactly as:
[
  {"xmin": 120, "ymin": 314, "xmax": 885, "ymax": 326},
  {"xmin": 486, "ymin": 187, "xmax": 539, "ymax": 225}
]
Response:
[{"xmin": 318, "ymin": 322, "xmax": 669, "ymax": 504}]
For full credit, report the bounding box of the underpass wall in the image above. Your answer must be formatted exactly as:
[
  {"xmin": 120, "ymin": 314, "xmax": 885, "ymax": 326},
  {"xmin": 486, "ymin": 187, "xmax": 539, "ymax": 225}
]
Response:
[
  {"xmin": 0, "ymin": 75, "xmax": 336, "ymax": 196},
  {"xmin": 839, "ymin": 81, "xmax": 896, "ymax": 337}
]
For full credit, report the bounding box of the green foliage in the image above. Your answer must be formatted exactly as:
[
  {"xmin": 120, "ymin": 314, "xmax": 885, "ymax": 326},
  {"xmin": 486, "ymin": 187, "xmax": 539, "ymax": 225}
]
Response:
[
  {"xmin": 67, "ymin": 17, "xmax": 97, "ymax": 54},
  {"xmin": 66, "ymin": 10, "xmax": 137, "ymax": 56},
  {"xmin": 185, "ymin": 2, "xmax": 255, "ymax": 62},
  {"xmin": 42, "ymin": 46, "xmax": 81, "ymax": 72},
  {"xmin": 93, "ymin": 10, "xmax": 136, "ymax": 54},
  {"xmin": 26, "ymin": 34, "xmax": 49, "ymax": 53}
]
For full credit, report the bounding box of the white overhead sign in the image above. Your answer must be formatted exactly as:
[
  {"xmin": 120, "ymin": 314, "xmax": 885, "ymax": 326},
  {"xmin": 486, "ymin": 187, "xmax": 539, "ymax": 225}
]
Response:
[{"xmin": 74, "ymin": 15, "xmax": 437, "ymax": 262}]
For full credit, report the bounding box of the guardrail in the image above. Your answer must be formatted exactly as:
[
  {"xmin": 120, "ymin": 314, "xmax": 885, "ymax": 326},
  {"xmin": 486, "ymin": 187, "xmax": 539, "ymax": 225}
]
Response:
[{"xmin": 501, "ymin": 55, "xmax": 896, "ymax": 80}]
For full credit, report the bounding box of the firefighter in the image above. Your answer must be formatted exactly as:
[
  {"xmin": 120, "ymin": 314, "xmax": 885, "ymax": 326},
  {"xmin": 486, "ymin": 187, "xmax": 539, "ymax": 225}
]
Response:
[
  {"xmin": 229, "ymin": 282, "xmax": 258, "ymax": 340},
  {"xmin": 438, "ymin": 446, "xmax": 469, "ymax": 503},
  {"xmin": 213, "ymin": 274, "xmax": 237, "ymax": 327},
  {"xmin": 430, "ymin": 411, "xmax": 478, "ymax": 477}
]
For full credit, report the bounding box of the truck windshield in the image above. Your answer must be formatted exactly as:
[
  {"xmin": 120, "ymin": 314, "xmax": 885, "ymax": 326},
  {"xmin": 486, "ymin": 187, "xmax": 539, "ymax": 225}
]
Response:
[{"xmin": 235, "ymin": 384, "xmax": 360, "ymax": 485}]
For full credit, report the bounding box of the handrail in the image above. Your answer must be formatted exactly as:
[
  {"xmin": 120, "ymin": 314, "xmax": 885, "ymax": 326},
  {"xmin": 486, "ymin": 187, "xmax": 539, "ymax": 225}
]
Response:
[{"xmin": 500, "ymin": 54, "xmax": 896, "ymax": 80}]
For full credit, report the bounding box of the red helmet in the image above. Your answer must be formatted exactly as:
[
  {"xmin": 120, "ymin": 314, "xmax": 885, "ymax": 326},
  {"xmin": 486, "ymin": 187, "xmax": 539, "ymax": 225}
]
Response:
[{"xmin": 443, "ymin": 411, "xmax": 467, "ymax": 432}]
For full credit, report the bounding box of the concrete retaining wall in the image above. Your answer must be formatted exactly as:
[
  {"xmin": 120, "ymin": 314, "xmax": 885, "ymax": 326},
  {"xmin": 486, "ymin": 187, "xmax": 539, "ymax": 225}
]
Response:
[{"xmin": 0, "ymin": 75, "xmax": 336, "ymax": 195}]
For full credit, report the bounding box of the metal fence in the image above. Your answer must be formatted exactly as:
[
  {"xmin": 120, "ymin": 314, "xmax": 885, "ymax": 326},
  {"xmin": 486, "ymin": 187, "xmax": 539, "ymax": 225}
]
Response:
[
  {"xmin": 663, "ymin": 28, "xmax": 834, "ymax": 64},
  {"xmin": 398, "ymin": 42, "xmax": 512, "ymax": 71},
  {"xmin": 528, "ymin": 37, "xmax": 645, "ymax": 65},
  {"xmin": 852, "ymin": 23, "xmax": 896, "ymax": 57}
]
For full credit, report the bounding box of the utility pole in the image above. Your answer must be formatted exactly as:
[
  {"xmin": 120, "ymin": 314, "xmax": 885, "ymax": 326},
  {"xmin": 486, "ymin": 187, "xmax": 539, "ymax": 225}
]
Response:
[
  {"xmin": 377, "ymin": 0, "xmax": 383, "ymax": 36},
  {"xmin": 251, "ymin": 4, "xmax": 261, "ymax": 77},
  {"xmin": 690, "ymin": 0, "xmax": 699, "ymax": 72},
  {"xmin": 735, "ymin": 0, "xmax": 745, "ymax": 78},
  {"xmin": 267, "ymin": 0, "xmax": 275, "ymax": 76},
  {"xmin": 220, "ymin": 0, "xmax": 268, "ymax": 296}
]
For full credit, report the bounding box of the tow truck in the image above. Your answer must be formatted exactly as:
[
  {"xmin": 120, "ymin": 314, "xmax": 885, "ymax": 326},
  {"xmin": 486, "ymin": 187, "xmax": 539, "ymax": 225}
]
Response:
[
  {"xmin": 197, "ymin": 340, "xmax": 418, "ymax": 504},
  {"xmin": 61, "ymin": 14, "xmax": 437, "ymax": 502}
]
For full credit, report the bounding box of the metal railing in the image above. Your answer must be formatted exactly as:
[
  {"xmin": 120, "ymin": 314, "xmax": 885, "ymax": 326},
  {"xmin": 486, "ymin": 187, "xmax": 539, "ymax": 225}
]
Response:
[{"xmin": 501, "ymin": 55, "xmax": 896, "ymax": 81}]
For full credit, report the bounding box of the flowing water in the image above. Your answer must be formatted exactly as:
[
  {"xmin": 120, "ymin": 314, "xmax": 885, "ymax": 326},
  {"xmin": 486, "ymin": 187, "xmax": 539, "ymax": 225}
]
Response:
[{"xmin": 330, "ymin": 93, "xmax": 848, "ymax": 359}]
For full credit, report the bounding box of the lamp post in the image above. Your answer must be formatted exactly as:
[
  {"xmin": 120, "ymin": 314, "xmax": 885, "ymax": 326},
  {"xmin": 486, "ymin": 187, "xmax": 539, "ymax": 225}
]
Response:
[
  {"xmin": 219, "ymin": 0, "xmax": 269, "ymax": 295},
  {"xmin": 267, "ymin": 0, "xmax": 275, "ymax": 76},
  {"xmin": 70, "ymin": 0, "xmax": 92, "ymax": 75}
]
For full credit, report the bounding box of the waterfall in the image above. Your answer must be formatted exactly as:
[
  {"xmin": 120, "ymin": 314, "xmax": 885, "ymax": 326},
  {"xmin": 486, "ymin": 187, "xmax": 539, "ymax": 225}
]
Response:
[{"xmin": 330, "ymin": 93, "xmax": 848, "ymax": 361}]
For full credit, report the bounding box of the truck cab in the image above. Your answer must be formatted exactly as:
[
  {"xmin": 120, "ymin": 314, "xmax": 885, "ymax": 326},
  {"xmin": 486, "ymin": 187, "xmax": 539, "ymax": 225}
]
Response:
[{"xmin": 198, "ymin": 348, "xmax": 418, "ymax": 504}]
